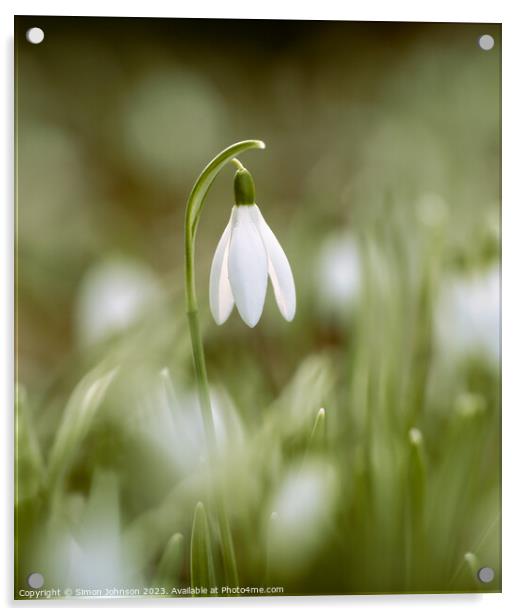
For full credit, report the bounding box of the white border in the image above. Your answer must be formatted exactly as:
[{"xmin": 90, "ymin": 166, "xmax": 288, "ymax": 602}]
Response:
[
  {"xmin": 2, "ymin": 0, "xmax": 507, "ymax": 22},
  {"xmin": 2, "ymin": 1, "xmax": 521, "ymax": 614}
]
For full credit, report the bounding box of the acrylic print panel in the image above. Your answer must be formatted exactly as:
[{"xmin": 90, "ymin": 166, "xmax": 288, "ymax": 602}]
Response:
[{"xmin": 14, "ymin": 16, "xmax": 501, "ymax": 599}]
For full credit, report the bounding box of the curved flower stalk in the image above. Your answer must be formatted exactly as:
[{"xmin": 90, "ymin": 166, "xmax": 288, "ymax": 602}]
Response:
[
  {"xmin": 184, "ymin": 140, "xmax": 295, "ymax": 588},
  {"xmin": 184, "ymin": 140, "xmax": 266, "ymax": 454}
]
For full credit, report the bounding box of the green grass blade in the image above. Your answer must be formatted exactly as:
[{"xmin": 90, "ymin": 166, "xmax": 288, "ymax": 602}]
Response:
[
  {"xmin": 407, "ymin": 427, "xmax": 427, "ymax": 517},
  {"xmin": 47, "ymin": 366, "xmax": 119, "ymax": 493},
  {"xmin": 305, "ymin": 407, "xmax": 326, "ymax": 457},
  {"xmin": 190, "ymin": 502, "xmax": 216, "ymax": 593},
  {"xmin": 155, "ymin": 532, "xmax": 184, "ymax": 589}
]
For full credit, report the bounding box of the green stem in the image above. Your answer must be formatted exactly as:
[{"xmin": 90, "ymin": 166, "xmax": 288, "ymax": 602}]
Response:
[
  {"xmin": 184, "ymin": 139, "xmax": 265, "ymax": 588},
  {"xmin": 231, "ymin": 157, "xmax": 246, "ymax": 171}
]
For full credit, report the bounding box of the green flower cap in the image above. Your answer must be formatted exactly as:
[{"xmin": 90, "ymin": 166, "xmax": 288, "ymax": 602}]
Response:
[{"xmin": 234, "ymin": 168, "xmax": 256, "ymax": 205}]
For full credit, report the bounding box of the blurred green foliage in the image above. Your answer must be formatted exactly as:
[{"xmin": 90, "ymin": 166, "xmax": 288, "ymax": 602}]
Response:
[{"xmin": 15, "ymin": 17, "xmax": 500, "ymax": 597}]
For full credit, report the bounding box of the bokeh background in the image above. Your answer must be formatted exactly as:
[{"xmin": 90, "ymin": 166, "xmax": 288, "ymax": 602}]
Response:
[{"xmin": 15, "ymin": 17, "xmax": 500, "ymax": 597}]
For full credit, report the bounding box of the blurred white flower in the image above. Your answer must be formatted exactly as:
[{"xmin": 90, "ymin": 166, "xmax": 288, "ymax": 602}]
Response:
[
  {"xmin": 134, "ymin": 370, "xmax": 245, "ymax": 476},
  {"xmin": 434, "ymin": 264, "xmax": 500, "ymax": 363},
  {"xmin": 43, "ymin": 472, "xmax": 136, "ymax": 590},
  {"xmin": 266, "ymin": 461, "xmax": 337, "ymax": 575},
  {"xmin": 315, "ymin": 232, "xmax": 361, "ymax": 315},
  {"xmin": 210, "ymin": 204, "xmax": 296, "ymax": 327},
  {"xmin": 67, "ymin": 475, "xmax": 123, "ymax": 589},
  {"xmin": 75, "ymin": 258, "xmax": 162, "ymax": 346}
]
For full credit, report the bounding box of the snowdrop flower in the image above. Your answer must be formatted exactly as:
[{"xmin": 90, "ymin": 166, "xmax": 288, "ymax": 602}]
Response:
[
  {"xmin": 209, "ymin": 164, "xmax": 296, "ymax": 327},
  {"xmin": 43, "ymin": 472, "xmax": 135, "ymax": 590},
  {"xmin": 266, "ymin": 461, "xmax": 338, "ymax": 575},
  {"xmin": 134, "ymin": 369, "xmax": 245, "ymax": 476},
  {"xmin": 315, "ymin": 231, "xmax": 362, "ymax": 315},
  {"xmin": 434, "ymin": 264, "xmax": 500, "ymax": 363},
  {"xmin": 75, "ymin": 257, "xmax": 162, "ymax": 346}
]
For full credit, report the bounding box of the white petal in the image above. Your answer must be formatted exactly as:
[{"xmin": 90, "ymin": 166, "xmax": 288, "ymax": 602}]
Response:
[
  {"xmin": 251, "ymin": 206, "xmax": 296, "ymax": 321},
  {"xmin": 209, "ymin": 214, "xmax": 234, "ymax": 325},
  {"xmin": 227, "ymin": 206, "xmax": 268, "ymax": 327}
]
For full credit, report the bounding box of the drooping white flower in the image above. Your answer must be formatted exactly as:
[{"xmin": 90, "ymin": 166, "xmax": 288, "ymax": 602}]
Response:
[
  {"xmin": 134, "ymin": 369, "xmax": 245, "ymax": 476},
  {"xmin": 266, "ymin": 461, "xmax": 338, "ymax": 575},
  {"xmin": 315, "ymin": 231, "xmax": 362, "ymax": 316},
  {"xmin": 75, "ymin": 257, "xmax": 162, "ymax": 346},
  {"xmin": 209, "ymin": 166, "xmax": 296, "ymax": 327},
  {"xmin": 434, "ymin": 264, "xmax": 500, "ymax": 363},
  {"xmin": 42, "ymin": 471, "xmax": 137, "ymax": 590}
]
